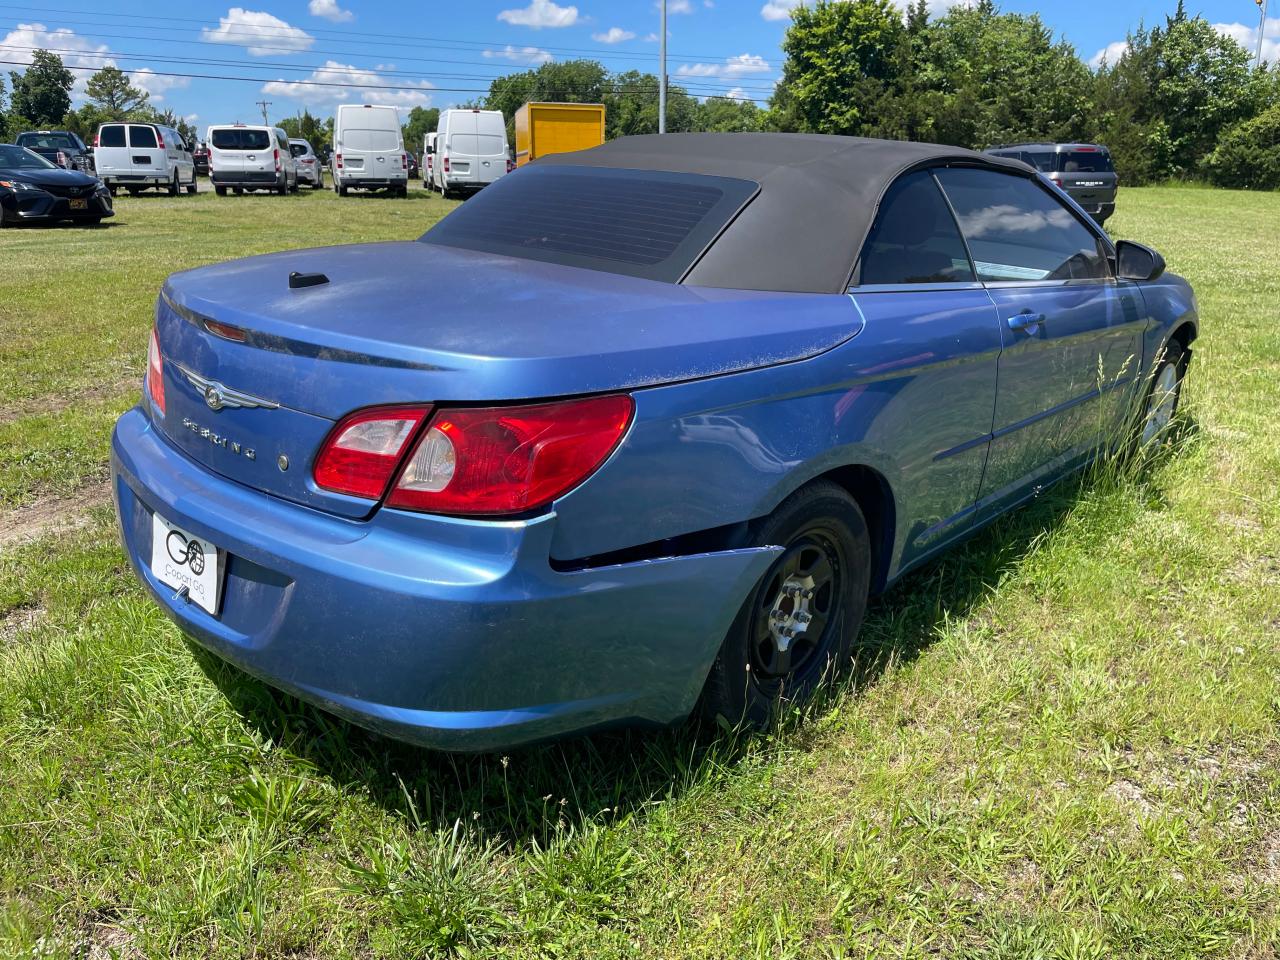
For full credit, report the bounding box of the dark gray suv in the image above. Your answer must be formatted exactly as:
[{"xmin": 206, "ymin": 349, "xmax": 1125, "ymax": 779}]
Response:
[{"xmin": 984, "ymin": 142, "xmax": 1117, "ymax": 225}]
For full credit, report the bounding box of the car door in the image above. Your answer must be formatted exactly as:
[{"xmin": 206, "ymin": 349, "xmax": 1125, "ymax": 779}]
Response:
[
  {"xmin": 846, "ymin": 169, "xmax": 1004, "ymax": 565},
  {"xmin": 933, "ymin": 166, "xmax": 1146, "ymax": 512},
  {"xmin": 128, "ymin": 125, "xmax": 164, "ymax": 177}
]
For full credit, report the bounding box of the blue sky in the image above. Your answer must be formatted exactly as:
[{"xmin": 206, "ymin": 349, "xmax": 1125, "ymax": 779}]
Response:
[{"xmin": 2, "ymin": 0, "xmax": 1276, "ymax": 129}]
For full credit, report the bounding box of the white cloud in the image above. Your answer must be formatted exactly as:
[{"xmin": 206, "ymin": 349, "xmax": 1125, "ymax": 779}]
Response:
[
  {"xmin": 667, "ymin": 0, "xmax": 694, "ymax": 13},
  {"xmin": 760, "ymin": 0, "xmax": 801, "ymax": 21},
  {"xmin": 309, "ymin": 0, "xmax": 354, "ymax": 23},
  {"xmin": 1213, "ymin": 16, "xmax": 1279, "ymax": 65},
  {"xmin": 643, "ymin": 32, "xmax": 660, "ymax": 42},
  {"xmin": 0, "ymin": 22, "xmax": 112, "ymax": 99},
  {"xmin": 497, "ymin": 0, "xmax": 578, "ymax": 28},
  {"xmin": 202, "ymin": 8, "xmax": 314, "ymax": 56},
  {"xmin": 1088, "ymin": 39, "xmax": 1130, "ymax": 68},
  {"xmin": 722, "ymin": 87, "xmax": 748, "ymax": 100},
  {"xmin": 593, "ymin": 27, "xmax": 636, "ymax": 43},
  {"xmin": 132, "ymin": 67, "xmax": 190, "ymax": 102},
  {"xmin": 482, "ymin": 44, "xmax": 554, "ymax": 65},
  {"xmin": 677, "ymin": 52, "xmax": 770, "ymax": 78},
  {"xmin": 262, "ymin": 60, "xmax": 434, "ymax": 109}
]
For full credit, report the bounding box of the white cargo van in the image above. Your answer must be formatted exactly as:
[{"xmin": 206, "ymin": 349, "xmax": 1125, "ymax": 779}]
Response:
[
  {"xmin": 94, "ymin": 122, "xmax": 196, "ymax": 196},
  {"xmin": 331, "ymin": 104, "xmax": 407, "ymax": 196},
  {"xmin": 207, "ymin": 124, "xmax": 298, "ymax": 196},
  {"xmin": 431, "ymin": 109, "xmax": 510, "ymax": 198},
  {"xmin": 422, "ymin": 131, "xmax": 437, "ymax": 190}
]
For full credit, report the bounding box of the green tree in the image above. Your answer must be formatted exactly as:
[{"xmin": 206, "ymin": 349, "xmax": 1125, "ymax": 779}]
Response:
[
  {"xmin": 1205, "ymin": 103, "xmax": 1280, "ymax": 189},
  {"xmin": 769, "ymin": 0, "xmax": 908, "ymax": 136},
  {"xmin": 695, "ymin": 95, "xmax": 764, "ymax": 133},
  {"xmin": 605, "ymin": 71, "xmax": 698, "ymax": 137},
  {"xmin": 279, "ymin": 109, "xmax": 331, "ymax": 150},
  {"xmin": 402, "ymin": 106, "xmax": 440, "ymax": 153},
  {"xmin": 9, "ymin": 50, "xmax": 74, "ymax": 127},
  {"xmin": 85, "ymin": 65, "xmax": 149, "ymax": 116},
  {"xmin": 484, "ymin": 60, "xmax": 609, "ymax": 139}
]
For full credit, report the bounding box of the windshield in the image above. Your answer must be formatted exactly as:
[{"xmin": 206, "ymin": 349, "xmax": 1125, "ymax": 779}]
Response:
[
  {"xmin": 421, "ymin": 164, "xmax": 759, "ymax": 283},
  {"xmin": 16, "ymin": 133, "xmax": 78, "ymax": 151},
  {"xmin": 0, "ymin": 145, "xmax": 57, "ymax": 170}
]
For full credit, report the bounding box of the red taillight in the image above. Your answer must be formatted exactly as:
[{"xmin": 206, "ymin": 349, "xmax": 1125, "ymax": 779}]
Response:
[
  {"xmin": 273, "ymin": 147, "xmax": 281, "ymax": 172},
  {"xmin": 402, "ymin": 153, "xmax": 408, "ymax": 169},
  {"xmin": 506, "ymin": 158, "xmax": 515, "ymax": 173},
  {"xmin": 93, "ymin": 131, "xmax": 100, "ymax": 148},
  {"xmin": 386, "ymin": 395, "xmax": 633, "ymax": 516},
  {"xmin": 146, "ymin": 328, "xmax": 166, "ymax": 416},
  {"xmin": 156, "ymin": 130, "xmax": 165, "ymax": 148},
  {"xmin": 443, "ymin": 156, "xmax": 450, "ymax": 174},
  {"xmin": 335, "ymin": 153, "xmax": 343, "ymax": 169},
  {"xmin": 314, "ymin": 406, "xmax": 431, "ymax": 499}
]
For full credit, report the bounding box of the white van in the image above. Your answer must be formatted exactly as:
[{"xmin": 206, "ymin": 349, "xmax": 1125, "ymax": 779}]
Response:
[
  {"xmin": 207, "ymin": 124, "xmax": 299, "ymax": 196},
  {"xmin": 431, "ymin": 109, "xmax": 510, "ymax": 198},
  {"xmin": 94, "ymin": 122, "xmax": 196, "ymax": 196},
  {"xmin": 422, "ymin": 131, "xmax": 437, "ymax": 190},
  {"xmin": 331, "ymin": 104, "xmax": 407, "ymax": 196}
]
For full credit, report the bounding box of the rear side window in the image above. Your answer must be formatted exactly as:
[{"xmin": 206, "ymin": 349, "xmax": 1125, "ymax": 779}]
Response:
[
  {"xmin": 98, "ymin": 125, "xmax": 125, "ymax": 148},
  {"xmin": 210, "ymin": 129, "xmax": 271, "ymax": 151},
  {"xmin": 344, "ymin": 129, "xmax": 398, "ymax": 151},
  {"xmin": 1022, "ymin": 151, "xmax": 1057, "ymax": 173},
  {"xmin": 935, "ymin": 168, "xmax": 1109, "ymax": 282},
  {"xmin": 1061, "ymin": 150, "xmax": 1113, "ymax": 173},
  {"xmin": 421, "ymin": 165, "xmax": 759, "ymax": 283},
  {"xmin": 289, "ymin": 143, "xmax": 308, "ymax": 157},
  {"xmin": 129, "ymin": 126, "xmax": 158, "ymax": 148},
  {"xmin": 855, "ymin": 171, "xmax": 974, "ymax": 286}
]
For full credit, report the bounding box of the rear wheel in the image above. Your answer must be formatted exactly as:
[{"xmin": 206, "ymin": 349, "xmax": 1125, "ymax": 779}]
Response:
[
  {"xmin": 214, "ymin": 185, "xmax": 227, "ymax": 196},
  {"xmin": 168, "ymin": 171, "xmax": 180, "ymax": 196},
  {"xmin": 701, "ymin": 481, "xmax": 871, "ymax": 729},
  {"xmin": 186, "ymin": 171, "xmax": 197, "ymax": 194}
]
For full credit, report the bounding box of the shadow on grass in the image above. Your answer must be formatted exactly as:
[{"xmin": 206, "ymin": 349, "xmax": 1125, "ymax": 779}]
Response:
[{"xmin": 194, "ymin": 417, "xmax": 1198, "ymax": 850}]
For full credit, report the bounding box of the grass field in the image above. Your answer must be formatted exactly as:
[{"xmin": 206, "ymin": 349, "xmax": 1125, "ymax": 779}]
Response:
[{"xmin": 1, "ymin": 183, "xmax": 1278, "ymax": 959}]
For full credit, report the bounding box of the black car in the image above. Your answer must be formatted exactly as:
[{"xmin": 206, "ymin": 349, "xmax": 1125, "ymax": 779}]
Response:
[
  {"xmin": 15, "ymin": 130, "xmax": 94, "ymax": 174},
  {"xmin": 0, "ymin": 144, "xmax": 114, "ymax": 227},
  {"xmin": 192, "ymin": 142, "xmax": 210, "ymax": 176},
  {"xmin": 406, "ymin": 150, "xmax": 420, "ymax": 180}
]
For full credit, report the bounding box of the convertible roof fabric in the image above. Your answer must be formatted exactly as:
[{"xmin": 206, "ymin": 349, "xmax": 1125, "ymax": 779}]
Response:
[{"xmin": 538, "ymin": 132, "xmax": 1033, "ymax": 294}]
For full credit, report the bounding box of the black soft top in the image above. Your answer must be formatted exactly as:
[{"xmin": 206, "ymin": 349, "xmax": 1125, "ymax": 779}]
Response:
[{"xmin": 538, "ymin": 132, "xmax": 1033, "ymax": 294}]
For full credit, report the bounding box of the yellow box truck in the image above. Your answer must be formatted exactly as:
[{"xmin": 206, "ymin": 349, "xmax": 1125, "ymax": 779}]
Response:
[{"xmin": 513, "ymin": 102, "xmax": 606, "ymax": 167}]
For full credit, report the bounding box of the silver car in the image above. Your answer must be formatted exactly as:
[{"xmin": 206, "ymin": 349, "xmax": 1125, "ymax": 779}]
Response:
[
  {"xmin": 985, "ymin": 142, "xmax": 1118, "ymax": 226},
  {"xmin": 289, "ymin": 139, "xmax": 325, "ymax": 190}
]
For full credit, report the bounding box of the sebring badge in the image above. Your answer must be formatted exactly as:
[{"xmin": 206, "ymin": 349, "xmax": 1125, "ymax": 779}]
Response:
[
  {"xmin": 181, "ymin": 418, "xmax": 257, "ymax": 460},
  {"xmin": 177, "ymin": 364, "xmax": 279, "ymax": 412}
]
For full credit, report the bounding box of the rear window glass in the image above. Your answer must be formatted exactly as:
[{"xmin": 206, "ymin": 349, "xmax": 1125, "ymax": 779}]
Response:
[
  {"xmin": 421, "ymin": 165, "xmax": 759, "ymax": 283},
  {"xmin": 343, "ymin": 128, "xmax": 398, "ymax": 151},
  {"xmin": 1061, "ymin": 151, "xmax": 1113, "ymax": 173},
  {"xmin": 17, "ymin": 133, "xmax": 76, "ymax": 150},
  {"xmin": 449, "ymin": 134, "xmax": 504, "ymax": 156},
  {"xmin": 289, "ymin": 143, "xmax": 309, "ymax": 157},
  {"xmin": 1022, "ymin": 151, "xmax": 1057, "ymax": 172},
  {"xmin": 98, "ymin": 125, "xmax": 125, "ymax": 148},
  {"xmin": 129, "ymin": 126, "xmax": 158, "ymax": 149},
  {"xmin": 211, "ymin": 129, "xmax": 271, "ymax": 151}
]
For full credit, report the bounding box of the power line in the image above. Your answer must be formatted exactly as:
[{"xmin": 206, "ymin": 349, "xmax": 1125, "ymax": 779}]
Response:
[
  {"xmin": 0, "ymin": 59, "xmax": 773, "ymax": 105},
  {"xmin": 0, "ymin": 4, "xmax": 776, "ymax": 69}
]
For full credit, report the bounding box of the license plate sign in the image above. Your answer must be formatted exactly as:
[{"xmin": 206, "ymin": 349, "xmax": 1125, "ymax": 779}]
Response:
[
  {"xmin": 150, "ymin": 513, "xmax": 224, "ymax": 615},
  {"xmin": 69, "ymin": 199, "xmax": 87, "ymax": 210}
]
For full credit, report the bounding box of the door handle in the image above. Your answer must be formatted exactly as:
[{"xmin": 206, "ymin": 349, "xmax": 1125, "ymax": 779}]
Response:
[{"xmin": 1007, "ymin": 311, "xmax": 1046, "ymax": 332}]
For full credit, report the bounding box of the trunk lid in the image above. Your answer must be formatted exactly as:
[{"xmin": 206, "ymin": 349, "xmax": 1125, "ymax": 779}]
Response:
[{"xmin": 153, "ymin": 241, "xmax": 861, "ymax": 515}]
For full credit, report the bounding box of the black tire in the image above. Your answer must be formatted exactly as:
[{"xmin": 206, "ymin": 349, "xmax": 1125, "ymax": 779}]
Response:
[
  {"xmin": 276, "ymin": 175, "xmax": 288, "ymax": 196},
  {"xmin": 1134, "ymin": 339, "xmax": 1187, "ymax": 449},
  {"xmin": 701, "ymin": 481, "xmax": 871, "ymax": 729},
  {"xmin": 168, "ymin": 172, "xmax": 180, "ymax": 197},
  {"xmin": 214, "ymin": 185, "xmax": 227, "ymax": 196},
  {"xmin": 126, "ymin": 187, "xmax": 141, "ymax": 196},
  {"xmin": 233, "ymin": 187, "xmax": 244, "ymax": 195},
  {"xmin": 339, "ymin": 183, "xmax": 349, "ymax": 197},
  {"xmin": 186, "ymin": 173, "xmax": 197, "ymax": 194}
]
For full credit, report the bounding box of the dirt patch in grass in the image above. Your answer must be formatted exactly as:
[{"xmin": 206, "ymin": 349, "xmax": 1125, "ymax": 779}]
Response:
[
  {"xmin": 0, "ymin": 480, "xmax": 111, "ymax": 552},
  {"xmin": 0, "ymin": 602, "xmax": 45, "ymax": 643},
  {"xmin": 0, "ymin": 375, "xmax": 140, "ymax": 427}
]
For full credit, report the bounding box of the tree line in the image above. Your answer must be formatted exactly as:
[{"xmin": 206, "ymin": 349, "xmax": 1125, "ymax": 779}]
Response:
[{"xmin": 3, "ymin": 0, "xmax": 1276, "ymax": 189}]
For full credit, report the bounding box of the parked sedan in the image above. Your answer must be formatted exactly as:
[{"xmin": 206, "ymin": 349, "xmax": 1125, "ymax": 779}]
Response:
[
  {"xmin": 288, "ymin": 138, "xmax": 325, "ymax": 189},
  {"xmin": 111, "ymin": 134, "xmax": 1196, "ymax": 750},
  {"xmin": 0, "ymin": 143, "xmax": 113, "ymax": 227}
]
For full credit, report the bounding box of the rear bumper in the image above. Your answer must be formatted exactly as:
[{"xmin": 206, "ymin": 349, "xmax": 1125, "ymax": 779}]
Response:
[
  {"xmin": 210, "ymin": 172, "xmax": 278, "ymax": 187},
  {"xmin": 103, "ymin": 173, "xmax": 168, "ymax": 186},
  {"xmin": 110, "ymin": 406, "xmax": 776, "ymax": 751},
  {"xmin": 338, "ymin": 176, "xmax": 406, "ymax": 189}
]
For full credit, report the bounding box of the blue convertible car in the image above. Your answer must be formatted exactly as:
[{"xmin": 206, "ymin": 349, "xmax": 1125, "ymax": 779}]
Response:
[{"xmin": 111, "ymin": 134, "xmax": 1197, "ymax": 750}]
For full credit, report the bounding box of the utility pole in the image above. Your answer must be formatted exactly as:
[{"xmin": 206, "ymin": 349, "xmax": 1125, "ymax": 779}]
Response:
[
  {"xmin": 1256, "ymin": 0, "xmax": 1269, "ymax": 70},
  {"xmin": 658, "ymin": 0, "xmax": 667, "ymax": 134},
  {"xmin": 256, "ymin": 100, "xmax": 272, "ymax": 125}
]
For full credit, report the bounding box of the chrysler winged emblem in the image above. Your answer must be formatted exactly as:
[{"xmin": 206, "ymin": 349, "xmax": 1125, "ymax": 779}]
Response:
[{"xmin": 177, "ymin": 364, "xmax": 279, "ymax": 412}]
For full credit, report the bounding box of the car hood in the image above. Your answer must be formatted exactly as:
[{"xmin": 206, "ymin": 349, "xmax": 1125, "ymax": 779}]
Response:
[
  {"xmin": 1, "ymin": 167, "xmax": 98, "ymax": 188},
  {"xmin": 160, "ymin": 240, "xmax": 863, "ymax": 417}
]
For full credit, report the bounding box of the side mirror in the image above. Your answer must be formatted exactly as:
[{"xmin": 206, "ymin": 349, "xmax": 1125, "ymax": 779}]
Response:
[{"xmin": 1115, "ymin": 240, "xmax": 1165, "ymax": 282}]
